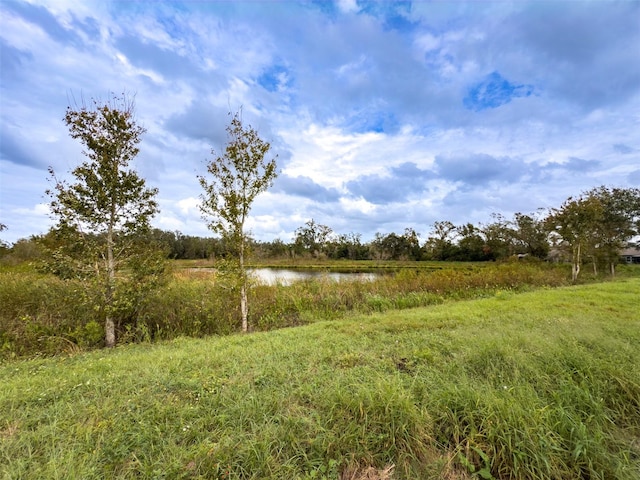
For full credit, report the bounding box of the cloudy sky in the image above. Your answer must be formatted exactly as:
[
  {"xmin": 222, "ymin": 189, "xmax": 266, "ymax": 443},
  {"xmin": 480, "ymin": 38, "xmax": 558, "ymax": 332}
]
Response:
[{"xmin": 1, "ymin": 0, "xmax": 639, "ymax": 245}]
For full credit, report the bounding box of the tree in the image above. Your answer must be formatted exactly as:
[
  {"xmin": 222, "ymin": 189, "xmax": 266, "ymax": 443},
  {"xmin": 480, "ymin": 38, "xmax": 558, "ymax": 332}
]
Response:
[
  {"xmin": 293, "ymin": 219, "xmax": 333, "ymax": 258},
  {"xmin": 546, "ymin": 195, "xmax": 603, "ymax": 282},
  {"xmin": 369, "ymin": 231, "xmax": 419, "ymax": 260},
  {"xmin": 46, "ymin": 94, "xmax": 163, "ymax": 347},
  {"xmin": 403, "ymin": 228, "xmax": 423, "ymax": 260},
  {"xmin": 329, "ymin": 232, "xmax": 368, "ymax": 260},
  {"xmin": 0, "ymin": 223, "xmax": 8, "ymax": 253},
  {"xmin": 546, "ymin": 187, "xmax": 640, "ymax": 280},
  {"xmin": 481, "ymin": 214, "xmax": 515, "ymax": 260},
  {"xmin": 455, "ymin": 223, "xmax": 488, "ymax": 261},
  {"xmin": 424, "ymin": 221, "xmax": 458, "ymax": 260},
  {"xmin": 199, "ymin": 111, "xmax": 278, "ymax": 333},
  {"xmin": 584, "ymin": 186, "xmax": 640, "ymax": 276},
  {"xmin": 512, "ymin": 211, "xmax": 549, "ymax": 259}
]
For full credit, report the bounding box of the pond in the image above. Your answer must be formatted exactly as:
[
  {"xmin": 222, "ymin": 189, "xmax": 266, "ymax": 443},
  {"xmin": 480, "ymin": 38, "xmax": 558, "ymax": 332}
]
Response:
[{"xmin": 248, "ymin": 268, "xmax": 381, "ymax": 286}]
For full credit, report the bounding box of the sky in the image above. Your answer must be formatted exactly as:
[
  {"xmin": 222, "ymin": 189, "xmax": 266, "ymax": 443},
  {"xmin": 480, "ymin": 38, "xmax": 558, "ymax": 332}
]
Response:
[{"xmin": 1, "ymin": 0, "xmax": 639, "ymax": 245}]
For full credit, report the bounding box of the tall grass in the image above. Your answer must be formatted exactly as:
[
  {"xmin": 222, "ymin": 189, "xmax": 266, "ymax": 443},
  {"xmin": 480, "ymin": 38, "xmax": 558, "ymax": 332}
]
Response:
[
  {"xmin": 1, "ymin": 279, "xmax": 639, "ymax": 478},
  {"xmin": 0, "ymin": 260, "xmax": 586, "ymax": 359}
]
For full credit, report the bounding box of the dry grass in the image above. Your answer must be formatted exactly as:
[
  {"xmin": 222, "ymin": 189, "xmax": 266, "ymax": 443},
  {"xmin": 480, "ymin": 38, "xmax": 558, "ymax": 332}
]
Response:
[{"xmin": 341, "ymin": 464, "xmax": 396, "ymax": 480}]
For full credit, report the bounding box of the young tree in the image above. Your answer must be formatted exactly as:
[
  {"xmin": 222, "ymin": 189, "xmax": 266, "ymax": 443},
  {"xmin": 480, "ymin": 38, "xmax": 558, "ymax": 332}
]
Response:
[
  {"xmin": 46, "ymin": 94, "xmax": 163, "ymax": 347},
  {"xmin": 199, "ymin": 111, "xmax": 278, "ymax": 333}
]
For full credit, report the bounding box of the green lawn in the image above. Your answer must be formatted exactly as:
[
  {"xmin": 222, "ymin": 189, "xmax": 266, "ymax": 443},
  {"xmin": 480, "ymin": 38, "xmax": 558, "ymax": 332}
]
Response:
[{"xmin": 2, "ymin": 279, "xmax": 639, "ymax": 479}]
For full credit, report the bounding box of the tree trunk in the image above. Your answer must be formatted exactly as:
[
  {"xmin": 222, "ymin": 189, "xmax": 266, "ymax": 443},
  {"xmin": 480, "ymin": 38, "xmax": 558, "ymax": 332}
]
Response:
[
  {"xmin": 572, "ymin": 243, "xmax": 581, "ymax": 283},
  {"xmin": 105, "ymin": 221, "xmax": 116, "ymax": 348},
  {"xmin": 239, "ymin": 225, "xmax": 248, "ymax": 333},
  {"xmin": 105, "ymin": 315, "xmax": 116, "ymax": 348},
  {"xmin": 240, "ymin": 282, "xmax": 248, "ymax": 333}
]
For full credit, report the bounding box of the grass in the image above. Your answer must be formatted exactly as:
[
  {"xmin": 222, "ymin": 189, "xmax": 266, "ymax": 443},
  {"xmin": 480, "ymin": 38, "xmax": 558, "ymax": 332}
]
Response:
[{"xmin": 2, "ymin": 278, "xmax": 639, "ymax": 479}]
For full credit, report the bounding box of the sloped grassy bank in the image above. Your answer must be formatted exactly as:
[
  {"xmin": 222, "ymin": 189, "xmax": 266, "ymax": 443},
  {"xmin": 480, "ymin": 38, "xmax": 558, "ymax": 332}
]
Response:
[{"xmin": 2, "ymin": 279, "xmax": 639, "ymax": 479}]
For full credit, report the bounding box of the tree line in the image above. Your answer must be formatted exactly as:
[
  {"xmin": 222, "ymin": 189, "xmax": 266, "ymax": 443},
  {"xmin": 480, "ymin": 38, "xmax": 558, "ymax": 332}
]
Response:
[
  {"xmin": 110, "ymin": 192, "xmax": 637, "ymax": 272},
  {"xmin": 7, "ymin": 194, "xmax": 639, "ymax": 270}
]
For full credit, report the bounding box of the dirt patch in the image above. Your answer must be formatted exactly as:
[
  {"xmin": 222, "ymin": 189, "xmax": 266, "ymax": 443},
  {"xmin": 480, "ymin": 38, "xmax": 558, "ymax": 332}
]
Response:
[
  {"xmin": 341, "ymin": 464, "xmax": 395, "ymax": 480},
  {"xmin": 1, "ymin": 422, "xmax": 19, "ymax": 438}
]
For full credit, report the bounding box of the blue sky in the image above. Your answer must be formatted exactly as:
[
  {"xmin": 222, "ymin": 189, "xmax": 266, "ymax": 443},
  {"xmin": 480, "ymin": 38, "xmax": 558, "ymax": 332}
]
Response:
[{"xmin": 1, "ymin": 0, "xmax": 639, "ymax": 244}]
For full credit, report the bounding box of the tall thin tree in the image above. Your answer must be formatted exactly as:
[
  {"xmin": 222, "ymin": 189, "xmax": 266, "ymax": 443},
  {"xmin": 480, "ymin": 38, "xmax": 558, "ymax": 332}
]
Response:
[{"xmin": 199, "ymin": 111, "xmax": 278, "ymax": 333}]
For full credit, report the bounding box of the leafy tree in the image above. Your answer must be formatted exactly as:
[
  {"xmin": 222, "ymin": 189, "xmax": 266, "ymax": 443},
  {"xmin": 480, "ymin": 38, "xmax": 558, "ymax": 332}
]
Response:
[
  {"xmin": 546, "ymin": 187, "xmax": 640, "ymax": 280},
  {"xmin": 370, "ymin": 232, "xmax": 400, "ymax": 260},
  {"xmin": 2, "ymin": 235, "xmax": 45, "ymax": 264},
  {"xmin": 199, "ymin": 111, "xmax": 278, "ymax": 333},
  {"xmin": 329, "ymin": 232, "xmax": 369, "ymax": 260},
  {"xmin": 255, "ymin": 238, "xmax": 291, "ymax": 259},
  {"xmin": 403, "ymin": 228, "xmax": 423, "ymax": 260},
  {"xmin": 293, "ymin": 219, "xmax": 334, "ymax": 258},
  {"xmin": 46, "ymin": 94, "xmax": 164, "ymax": 347},
  {"xmin": 454, "ymin": 223, "xmax": 489, "ymax": 261},
  {"xmin": 369, "ymin": 230, "xmax": 420, "ymax": 260},
  {"xmin": 424, "ymin": 221, "xmax": 458, "ymax": 260},
  {"xmin": 546, "ymin": 195, "xmax": 603, "ymax": 282},
  {"xmin": 584, "ymin": 186, "xmax": 640, "ymax": 276},
  {"xmin": 512, "ymin": 211, "xmax": 549, "ymax": 259},
  {"xmin": 481, "ymin": 214, "xmax": 515, "ymax": 260}
]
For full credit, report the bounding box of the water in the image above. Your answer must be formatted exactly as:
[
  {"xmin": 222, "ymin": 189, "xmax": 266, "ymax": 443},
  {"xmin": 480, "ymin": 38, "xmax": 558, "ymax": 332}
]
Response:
[{"xmin": 248, "ymin": 268, "xmax": 379, "ymax": 286}]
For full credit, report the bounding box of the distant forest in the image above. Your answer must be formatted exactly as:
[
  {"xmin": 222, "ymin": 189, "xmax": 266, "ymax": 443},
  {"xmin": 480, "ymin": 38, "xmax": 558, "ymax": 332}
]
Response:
[{"xmin": 4, "ymin": 184, "xmax": 639, "ymax": 266}]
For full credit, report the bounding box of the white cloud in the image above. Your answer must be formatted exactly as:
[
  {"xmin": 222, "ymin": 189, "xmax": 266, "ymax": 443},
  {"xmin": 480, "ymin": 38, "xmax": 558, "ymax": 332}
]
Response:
[
  {"xmin": 339, "ymin": 196, "xmax": 376, "ymax": 215},
  {"xmin": 176, "ymin": 197, "xmax": 200, "ymax": 216},
  {"xmin": 337, "ymin": 0, "xmax": 359, "ymax": 14}
]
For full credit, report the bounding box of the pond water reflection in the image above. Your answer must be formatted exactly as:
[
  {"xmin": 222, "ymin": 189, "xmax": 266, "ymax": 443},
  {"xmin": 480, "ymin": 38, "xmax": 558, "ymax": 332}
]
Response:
[{"xmin": 248, "ymin": 268, "xmax": 380, "ymax": 286}]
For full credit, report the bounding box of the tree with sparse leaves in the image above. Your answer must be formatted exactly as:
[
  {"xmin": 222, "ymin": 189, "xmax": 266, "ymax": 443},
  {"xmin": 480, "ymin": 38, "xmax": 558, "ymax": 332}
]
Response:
[
  {"xmin": 199, "ymin": 111, "xmax": 278, "ymax": 333},
  {"xmin": 46, "ymin": 94, "xmax": 164, "ymax": 348}
]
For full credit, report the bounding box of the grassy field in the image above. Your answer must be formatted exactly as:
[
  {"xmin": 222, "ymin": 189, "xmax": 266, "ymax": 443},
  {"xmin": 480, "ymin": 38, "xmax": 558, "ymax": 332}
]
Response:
[{"xmin": 2, "ymin": 278, "xmax": 639, "ymax": 479}]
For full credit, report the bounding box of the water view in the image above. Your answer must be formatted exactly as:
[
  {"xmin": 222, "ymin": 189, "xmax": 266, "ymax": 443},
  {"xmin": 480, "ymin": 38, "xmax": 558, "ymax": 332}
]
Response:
[{"xmin": 248, "ymin": 268, "xmax": 380, "ymax": 286}]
